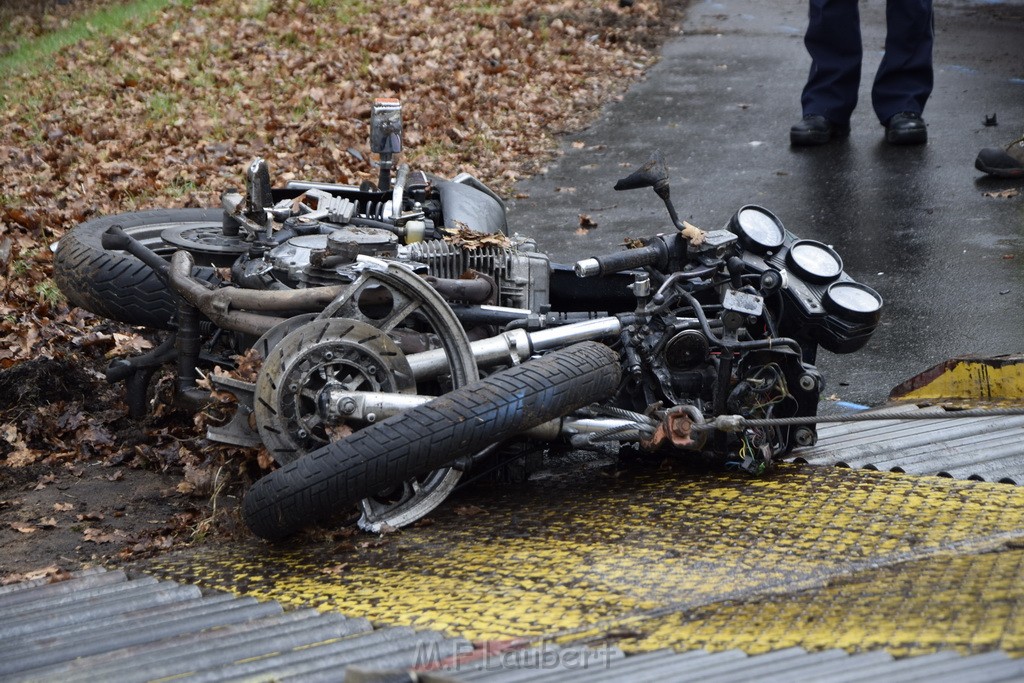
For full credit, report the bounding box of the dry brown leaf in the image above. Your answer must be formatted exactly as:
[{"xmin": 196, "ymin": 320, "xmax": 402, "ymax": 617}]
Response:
[
  {"xmin": 34, "ymin": 474, "xmax": 57, "ymax": 490},
  {"xmin": 76, "ymin": 512, "xmax": 105, "ymax": 522},
  {"xmin": 109, "ymin": 332, "xmax": 154, "ymax": 356},
  {"xmin": 82, "ymin": 527, "xmax": 122, "ymax": 544},
  {"xmin": 1, "ymin": 565, "xmax": 71, "ymax": 586},
  {"xmin": 10, "ymin": 523, "xmax": 37, "ymax": 534},
  {"xmin": 983, "ymin": 188, "xmax": 1020, "ymax": 199},
  {"xmin": 53, "ymin": 502, "xmax": 74, "ymax": 512},
  {"xmin": 442, "ymin": 223, "xmax": 513, "ymax": 250},
  {"xmin": 454, "ymin": 504, "xmax": 488, "ymax": 516}
]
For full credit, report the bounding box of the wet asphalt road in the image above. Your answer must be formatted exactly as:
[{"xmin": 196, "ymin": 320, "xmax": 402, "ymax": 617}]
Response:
[{"xmin": 508, "ymin": 0, "xmax": 1024, "ymax": 407}]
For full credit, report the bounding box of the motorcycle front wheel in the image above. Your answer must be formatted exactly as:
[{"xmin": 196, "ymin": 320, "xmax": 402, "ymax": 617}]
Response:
[
  {"xmin": 242, "ymin": 341, "xmax": 623, "ymax": 541},
  {"xmin": 54, "ymin": 209, "xmax": 236, "ymax": 330}
]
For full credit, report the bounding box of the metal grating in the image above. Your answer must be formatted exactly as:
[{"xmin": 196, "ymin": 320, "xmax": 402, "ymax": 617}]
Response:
[{"xmin": 793, "ymin": 403, "xmax": 1024, "ymax": 484}]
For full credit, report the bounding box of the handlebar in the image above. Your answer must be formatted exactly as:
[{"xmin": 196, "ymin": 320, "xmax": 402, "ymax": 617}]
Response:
[{"xmin": 574, "ymin": 241, "xmax": 668, "ymax": 278}]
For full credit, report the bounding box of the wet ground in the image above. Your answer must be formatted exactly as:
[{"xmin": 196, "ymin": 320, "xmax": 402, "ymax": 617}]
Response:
[{"xmin": 508, "ymin": 0, "xmax": 1024, "ymax": 407}]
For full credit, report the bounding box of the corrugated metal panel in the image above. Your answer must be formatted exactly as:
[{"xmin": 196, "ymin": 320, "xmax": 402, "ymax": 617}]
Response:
[
  {"xmin": 6, "ymin": 569, "xmax": 1023, "ymax": 682},
  {"xmin": 413, "ymin": 646, "xmax": 1024, "ymax": 683},
  {"xmin": 0, "ymin": 568, "xmax": 466, "ymax": 682},
  {"xmin": 793, "ymin": 404, "xmax": 1024, "ymax": 483}
]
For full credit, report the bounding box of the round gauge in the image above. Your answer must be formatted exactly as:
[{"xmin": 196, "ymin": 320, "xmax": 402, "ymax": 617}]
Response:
[
  {"xmin": 785, "ymin": 240, "xmax": 843, "ymax": 283},
  {"xmin": 729, "ymin": 205, "xmax": 786, "ymax": 253},
  {"xmin": 823, "ymin": 282, "xmax": 883, "ymax": 323}
]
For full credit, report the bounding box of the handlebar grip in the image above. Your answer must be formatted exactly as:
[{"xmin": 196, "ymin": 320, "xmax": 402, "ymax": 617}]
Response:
[{"xmin": 574, "ymin": 243, "xmax": 665, "ymax": 278}]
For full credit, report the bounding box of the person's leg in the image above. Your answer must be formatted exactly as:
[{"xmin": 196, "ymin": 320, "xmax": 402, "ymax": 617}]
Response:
[
  {"xmin": 872, "ymin": 0, "xmax": 934, "ymax": 124},
  {"xmin": 801, "ymin": 0, "xmax": 862, "ymax": 124}
]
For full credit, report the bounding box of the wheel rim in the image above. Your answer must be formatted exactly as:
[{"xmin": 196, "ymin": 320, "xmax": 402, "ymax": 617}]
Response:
[
  {"xmin": 256, "ymin": 261, "xmax": 479, "ymax": 532},
  {"xmin": 254, "ymin": 317, "xmax": 416, "ymax": 462}
]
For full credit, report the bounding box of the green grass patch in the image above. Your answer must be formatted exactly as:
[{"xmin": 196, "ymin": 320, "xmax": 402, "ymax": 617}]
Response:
[{"xmin": 0, "ymin": 0, "xmax": 178, "ymax": 80}]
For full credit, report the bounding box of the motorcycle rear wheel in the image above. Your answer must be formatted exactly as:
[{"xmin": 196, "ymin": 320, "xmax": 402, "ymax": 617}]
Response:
[
  {"xmin": 54, "ymin": 209, "xmax": 232, "ymax": 330},
  {"xmin": 242, "ymin": 341, "xmax": 622, "ymax": 541}
]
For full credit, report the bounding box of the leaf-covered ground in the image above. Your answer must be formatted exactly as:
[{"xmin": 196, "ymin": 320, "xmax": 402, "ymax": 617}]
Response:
[{"xmin": 0, "ymin": 0, "xmax": 685, "ymax": 578}]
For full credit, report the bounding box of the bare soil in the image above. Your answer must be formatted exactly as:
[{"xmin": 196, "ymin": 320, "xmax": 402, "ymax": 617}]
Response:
[{"xmin": 0, "ymin": 354, "xmax": 250, "ymax": 581}]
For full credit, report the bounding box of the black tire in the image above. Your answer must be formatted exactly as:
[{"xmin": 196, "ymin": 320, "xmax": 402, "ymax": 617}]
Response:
[
  {"xmin": 54, "ymin": 209, "xmax": 225, "ymax": 330},
  {"xmin": 244, "ymin": 341, "xmax": 622, "ymax": 540}
]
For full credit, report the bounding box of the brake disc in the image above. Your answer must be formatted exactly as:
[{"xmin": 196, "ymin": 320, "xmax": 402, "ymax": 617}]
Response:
[
  {"xmin": 258, "ymin": 261, "xmax": 480, "ymax": 532},
  {"xmin": 254, "ymin": 317, "xmax": 416, "ymax": 464},
  {"xmin": 160, "ymin": 224, "xmax": 248, "ymax": 266}
]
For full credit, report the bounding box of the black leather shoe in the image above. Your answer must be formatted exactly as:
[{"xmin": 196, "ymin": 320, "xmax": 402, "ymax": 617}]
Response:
[
  {"xmin": 790, "ymin": 115, "xmax": 850, "ymax": 146},
  {"xmin": 885, "ymin": 112, "xmax": 927, "ymax": 145}
]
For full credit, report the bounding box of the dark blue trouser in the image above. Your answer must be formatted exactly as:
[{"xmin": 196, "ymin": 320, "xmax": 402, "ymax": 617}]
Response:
[{"xmin": 801, "ymin": 0, "xmax": 934, "ymax": 125}]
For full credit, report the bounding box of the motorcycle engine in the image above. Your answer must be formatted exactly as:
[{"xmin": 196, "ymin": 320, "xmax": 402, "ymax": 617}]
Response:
[{"xmin": 258, "ymin": 225, "xmax": 551, "ymax": 313}]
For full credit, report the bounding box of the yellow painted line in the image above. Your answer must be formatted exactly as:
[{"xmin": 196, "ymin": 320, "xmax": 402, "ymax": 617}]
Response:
[
  {"xmin": 145, "ymin": 464, "xmax": 1024, "ymax": 657},
  {"xmin": 890, "ymin": 355, "xmax": 1024, "ymax": 401}
]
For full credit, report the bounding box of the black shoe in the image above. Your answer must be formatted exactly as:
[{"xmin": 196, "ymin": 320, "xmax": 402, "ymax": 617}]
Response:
[
  {"xmin": 885, "ymin": 112, "xmax": 927, "ymax": 145},
  {"xmin": 790, "ymin": 115, "xmax": 850, "ymax": 146}
]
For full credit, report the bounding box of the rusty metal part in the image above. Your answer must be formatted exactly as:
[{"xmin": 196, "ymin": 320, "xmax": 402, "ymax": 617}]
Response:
[
  {"xmin": 168, "ymin": 251, "xmax": 346, "ymax": 337},
  {"xmin": 424, "ymin": 271, "xmax": 497, "ymax": 305},
  {"xmin": 641, "ymin": 405, "xmax": 707, "ymax": 451}
]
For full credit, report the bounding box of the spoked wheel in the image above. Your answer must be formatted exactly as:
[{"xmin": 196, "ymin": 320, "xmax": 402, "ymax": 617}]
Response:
[{"xmin": 252, "ymin": 261, "xmax": 479, "ymax": 532}]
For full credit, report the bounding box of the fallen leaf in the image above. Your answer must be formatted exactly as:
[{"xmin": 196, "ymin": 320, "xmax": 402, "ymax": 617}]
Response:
[
  {"xmin": 76, "ymin": 512, "xmax": 105, "ymax": 522},
  {"xmin": 53, "ymin": 502, "xmax": 74, "ymax": 512},
  {"xmin": 10, "ymin": 523, "xmax": 36, "ymax": 534},
  {"xmin": 82, "ymin": 527, "xmax": 122, "ymax": 544},
  {"xmin": 34, "ymin": 474, "xmax": 57, "ymax": 490},
  {"xmin": 38, "ymin": 517, "xmax": 58, "ymax": 528},
  {"xmin": 578, "ymin": 213, "xmax": 598, "ymax": 230},
  {"xmin": 1, "ymin": 565, "xmax": 71, "ymax": 586},
  {"xmin": 983, "ymin": 188, "xmax": 1020, "ymax": 199},
  {"xmin": 454, "ymin": 504, "xmax": 488, "ymax": 516}
]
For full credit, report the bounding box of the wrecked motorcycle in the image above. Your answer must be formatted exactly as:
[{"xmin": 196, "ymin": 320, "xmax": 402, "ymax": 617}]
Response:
[{"xmin": 53, "ymin": 100, "xmax": 882, "ymax": 540}]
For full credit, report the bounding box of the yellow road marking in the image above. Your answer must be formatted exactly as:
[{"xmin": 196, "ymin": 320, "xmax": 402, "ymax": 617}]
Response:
[{"xmin": 146, "ymin": 464, "xmax": 1024, "ymax": 656}]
